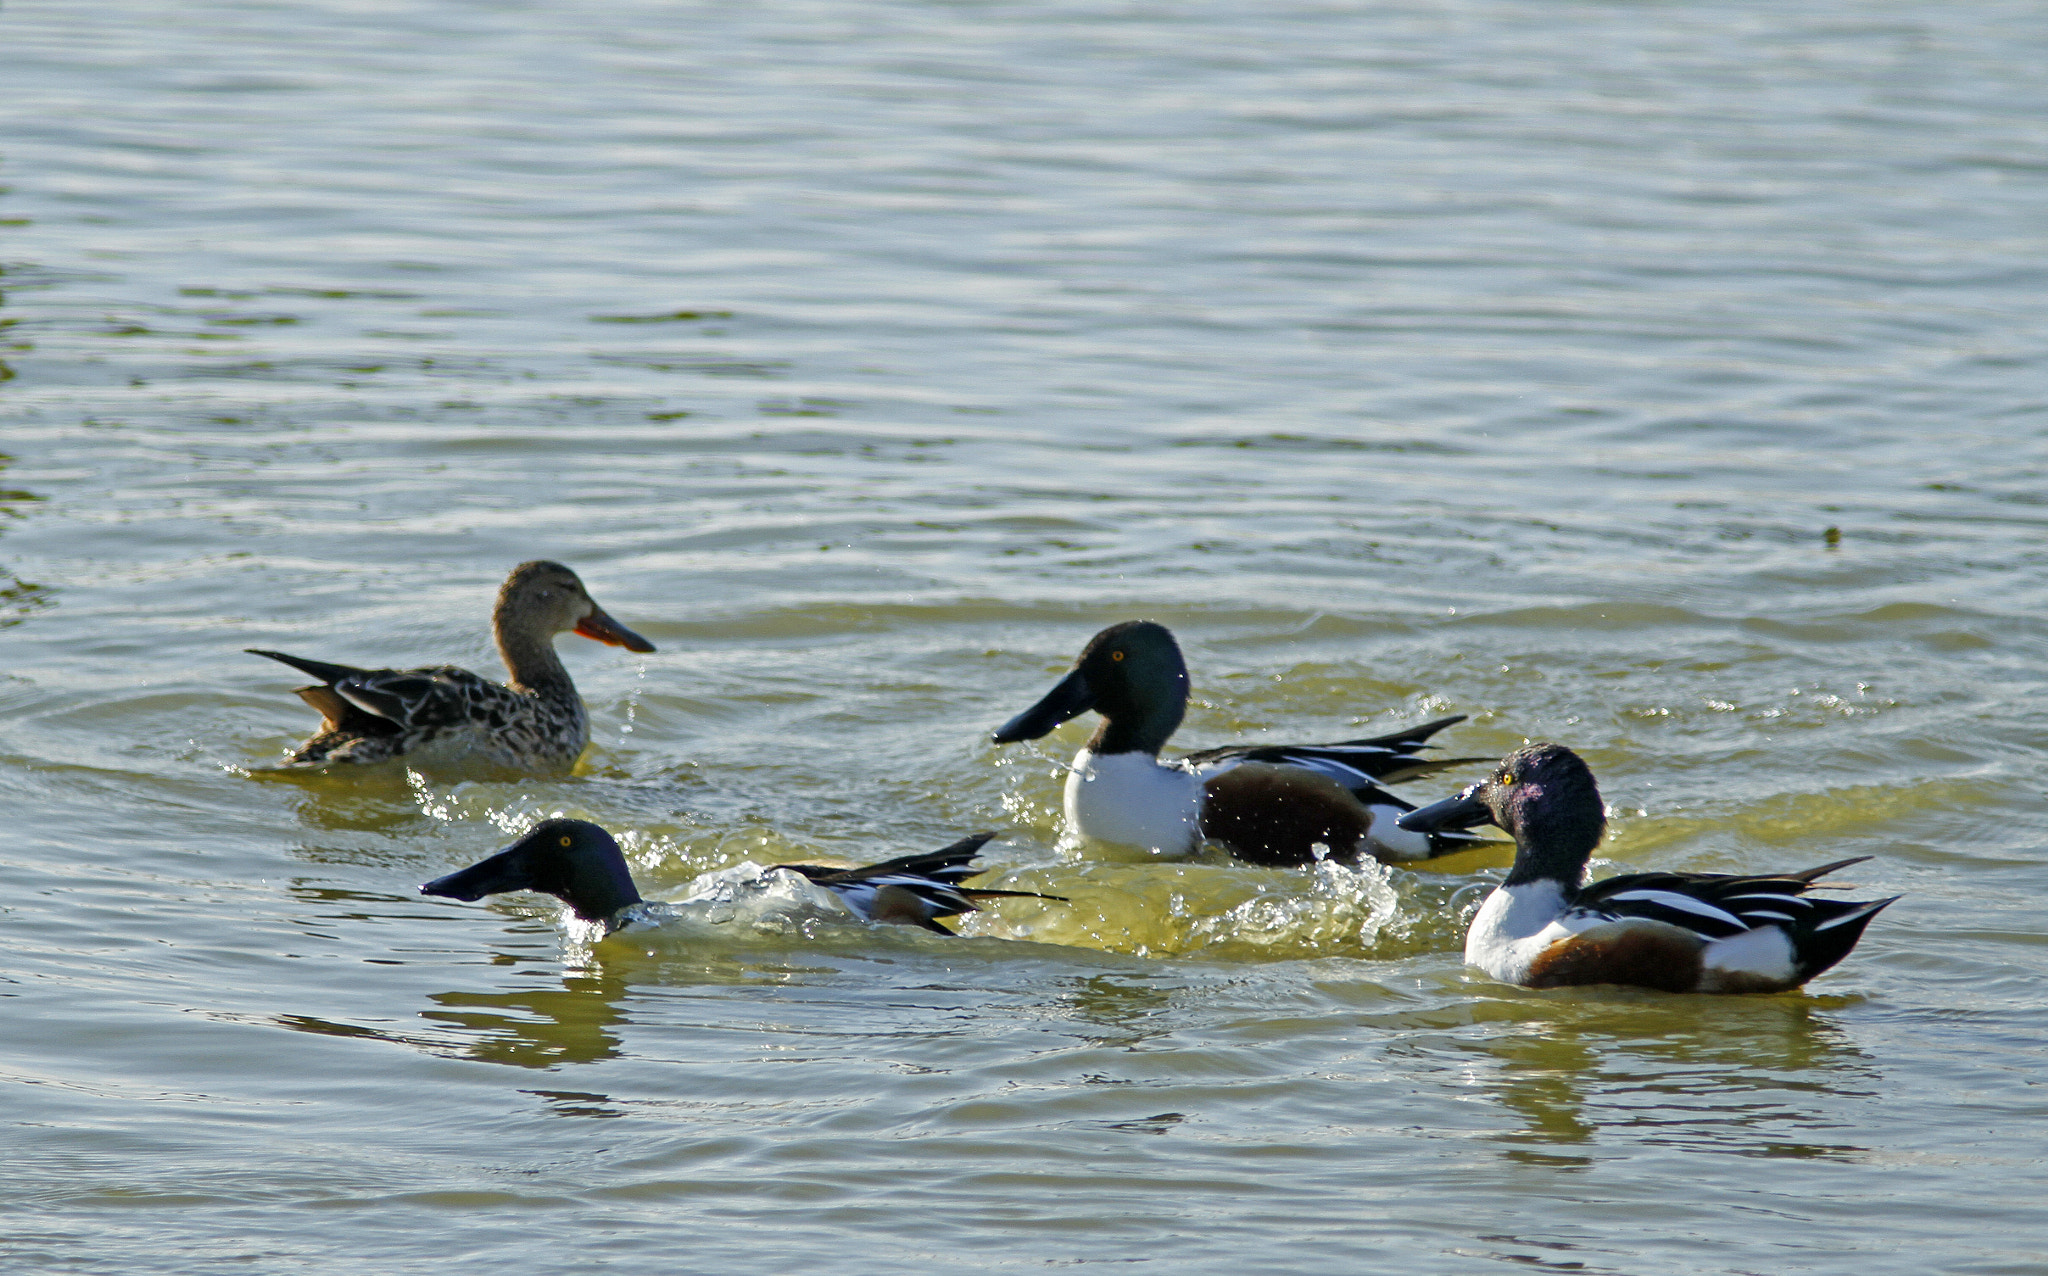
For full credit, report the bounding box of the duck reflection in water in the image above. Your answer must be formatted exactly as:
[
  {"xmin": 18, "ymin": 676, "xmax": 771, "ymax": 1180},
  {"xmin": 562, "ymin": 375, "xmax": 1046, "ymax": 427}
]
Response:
[
  {"xmin": 0, "ymin": 451, "xmax": 54, "ymax": 628},
  {"xmin": 1057, "ymin": 971, "xmax": 1181, "ymax": 1049},
  {"xmin": 271, "ymin": 964, "xmax": 631, "ymax": 1070},
  {"xmin": 423, "ymin": 967, "xmax": 633, "ymax": 1069},
  {"xmin": 1463, "ymin": 994, "xmax": 1876, "ymax": 1169}
]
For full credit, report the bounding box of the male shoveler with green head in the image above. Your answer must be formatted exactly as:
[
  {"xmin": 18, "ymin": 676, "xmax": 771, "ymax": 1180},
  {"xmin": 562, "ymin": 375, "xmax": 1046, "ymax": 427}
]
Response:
[
  {"xmin": 422, "ymin": 819, "xmax": 1065, "ymax": 936},
  {"xmin": 1397, "ymin": 742, "xmax": 1898, "ymax": 993},
  {"xmin": 991, "ymin": 621, "xmax": 1488, "ymax": 866}
]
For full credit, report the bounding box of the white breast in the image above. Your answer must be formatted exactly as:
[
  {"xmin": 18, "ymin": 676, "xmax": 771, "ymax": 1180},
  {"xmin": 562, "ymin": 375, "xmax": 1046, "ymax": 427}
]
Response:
[
  {"xmin": 1464, "ymin": 880, "xmax": 1580, "ymax": 984},
  {"xmin": 1064, "ymin": 749, "xmax": 1203, "ymax": 856}
]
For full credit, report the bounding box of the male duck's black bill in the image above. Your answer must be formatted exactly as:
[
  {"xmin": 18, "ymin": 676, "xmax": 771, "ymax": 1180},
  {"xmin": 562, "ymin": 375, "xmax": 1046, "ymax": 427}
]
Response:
[
  {"xmin": 992, "ymin": 667, "xmax": 1095, "ymax": 744},
  {"xmin": 1396, "ymin": 785, "xmax": 1497, "ymax": 835},
  {"xmin": 420, "ymin": 849, "xmax": 530, "ymax": 903}
]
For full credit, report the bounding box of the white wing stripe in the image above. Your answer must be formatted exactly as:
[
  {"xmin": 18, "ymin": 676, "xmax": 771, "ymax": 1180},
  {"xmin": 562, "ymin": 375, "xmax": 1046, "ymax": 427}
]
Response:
[
  {"xmin": 1283, "ymin": 757, "xmax": 1372, "ymax": 785},
  {"xmin": 1603, "ymin": 890, "xmax": 1745, "ymax": 929},
  {"xmin": 1815, "ymin": 906, "xmax": 1878, "ymax": 931}
]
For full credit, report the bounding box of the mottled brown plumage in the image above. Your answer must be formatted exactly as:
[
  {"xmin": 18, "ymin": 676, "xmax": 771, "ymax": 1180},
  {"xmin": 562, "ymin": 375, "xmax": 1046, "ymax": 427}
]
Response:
[{"xmin": 249, "ymin": 561, "xmax": 653, "ymax": 770}]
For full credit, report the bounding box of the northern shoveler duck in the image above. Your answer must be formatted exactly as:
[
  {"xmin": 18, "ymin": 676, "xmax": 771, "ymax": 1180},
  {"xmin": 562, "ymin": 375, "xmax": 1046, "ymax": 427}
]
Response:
[
  {"xmin": 421, "ymin": 818, "xmax": 1068, "ymax": 936},
  {"xmin": 1396, "ymin": 742, "xmax": 1899, "ymax": 993},
  {"xmin": 248, "ymin": 560, "xmax": 654, "ymax": 769},
  {"xmin": 989, "ymin": 620, "xmax": 1489, "ymax": 865}
]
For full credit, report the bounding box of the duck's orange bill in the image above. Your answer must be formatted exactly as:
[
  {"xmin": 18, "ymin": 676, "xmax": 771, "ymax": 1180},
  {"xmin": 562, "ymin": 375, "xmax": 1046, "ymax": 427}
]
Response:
[{"xmin": 574, "ymin": 607, "xmax": 656, "ymax": 653}]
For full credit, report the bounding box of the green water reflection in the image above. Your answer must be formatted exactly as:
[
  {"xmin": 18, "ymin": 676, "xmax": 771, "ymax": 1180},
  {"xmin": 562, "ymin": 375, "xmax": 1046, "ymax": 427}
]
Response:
[
  {"xmin": 1470, "ymin": 993, "xmax": 1874, "ymax": 1169},
  {"xmin": 420, "ymin": 969, "xmax": 632, "ymax": 1069},
  {"xmin": 0, "ymin": 451, "xmax": 52, "ymax": 628},
  {"xmin": 273, "ymin": 967, "xmax": 631, "ymax": 1069}
]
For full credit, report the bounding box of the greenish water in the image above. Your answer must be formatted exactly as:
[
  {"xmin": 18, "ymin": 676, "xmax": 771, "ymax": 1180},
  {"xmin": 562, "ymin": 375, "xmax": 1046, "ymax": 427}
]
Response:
[{"xmin": 5, "ymin": 1, "xmax": 2047, "ymax": 1271}]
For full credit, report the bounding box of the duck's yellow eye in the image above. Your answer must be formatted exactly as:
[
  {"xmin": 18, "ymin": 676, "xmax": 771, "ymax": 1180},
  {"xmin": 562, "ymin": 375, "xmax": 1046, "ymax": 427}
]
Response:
[
  {"xmin": 559, "ymin": 836, "xmax": 572, "ymax": 847},
  {"xmin": 1111, "ymin": 650, "xmax": 1125, "ymax": 662}
]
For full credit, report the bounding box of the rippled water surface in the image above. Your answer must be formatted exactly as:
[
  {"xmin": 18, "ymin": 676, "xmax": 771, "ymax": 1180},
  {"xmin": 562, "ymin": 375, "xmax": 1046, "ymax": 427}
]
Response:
[{"xmin": 6, "ymin": 1, "xmax": 2048, "ymax": 1271}]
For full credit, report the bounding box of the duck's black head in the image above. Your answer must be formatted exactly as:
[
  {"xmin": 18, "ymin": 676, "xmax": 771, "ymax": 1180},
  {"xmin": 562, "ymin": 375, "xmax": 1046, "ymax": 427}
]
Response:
[
  {"xmin": 420, "ymin": 817, "xmax": 643, "ymax": 923},
  {"xmin": 1396, "ymin": 742, "xmax": 1606, "ymax": 885},
  {"xmin": 990, "ymin": 621, "xmax": 1190, "ymax": 756}
]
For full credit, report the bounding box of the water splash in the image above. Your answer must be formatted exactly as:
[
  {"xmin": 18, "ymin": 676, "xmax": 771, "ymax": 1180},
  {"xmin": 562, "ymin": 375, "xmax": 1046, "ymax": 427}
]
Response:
[{"xmin": 618, "ymin": 658, "xmax": 646, "ymax": 743}]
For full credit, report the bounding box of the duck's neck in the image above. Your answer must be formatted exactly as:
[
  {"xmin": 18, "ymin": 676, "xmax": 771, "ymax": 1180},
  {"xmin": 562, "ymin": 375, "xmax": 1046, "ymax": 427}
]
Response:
[
  {"xmin": 1083, "ymin": 688, "xmax": 1185, "ymax": 757},
  {"xmin": 1085, "ymin": 714, "xmax": 1166, "ymax": 757},
  {"xmin": 495, "ymin": 609, "xmax": 574, "ymax": 697},
  {"xmin": 562, "ymin": 849, "xmax": 644, "ymax": 924},
  {"xmin": 1501, "ymin": 816, "xmax": 1603, "ymax": 891},
  {"xmin": 571, "ymin": 884, "xmax": 640, "ymax": 929}
]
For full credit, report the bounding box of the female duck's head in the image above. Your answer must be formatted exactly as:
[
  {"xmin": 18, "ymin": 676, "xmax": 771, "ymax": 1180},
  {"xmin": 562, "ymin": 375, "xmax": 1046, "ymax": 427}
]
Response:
[
  {"xmin": 991, "ymin": 620, "xmax": 1191, "ymax": 755},
  {"xmin": 496, "ymin": 560, "xmax": 655, "ymax": 654},
  {"xmin": 421, "ymin": 817, "xmax": 643, "ymax": 922},
  {"xmin": 1398, "ymin": 742, "xmax": 1606, "ymax": 883}
]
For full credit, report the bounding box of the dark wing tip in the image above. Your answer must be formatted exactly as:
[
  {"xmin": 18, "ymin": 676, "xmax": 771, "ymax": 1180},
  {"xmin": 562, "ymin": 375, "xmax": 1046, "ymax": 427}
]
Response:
[
  {"xmin": 935, "ymin": 831, "xmax": 1000, "ymax": 858},
  {"xmin": 963, "ymin": 888, "xmax": 1070, "ymax": 904},
  {"xmin": 1785, "ymin": 855, "xmax": 1876, "ymax": 884}
]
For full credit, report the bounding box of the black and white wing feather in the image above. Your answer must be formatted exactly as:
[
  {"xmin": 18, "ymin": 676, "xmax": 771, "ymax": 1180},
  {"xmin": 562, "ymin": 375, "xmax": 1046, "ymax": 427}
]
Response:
[
  {"xmin": 1180, "ymin": 713, "xmax": 1485, "ymax": 789},
  {"xmin": 774, "ymin": 833, "xmax": 1068, "ymax": 934},
  {"xmin": 1575, "ymin": 856, "xmax": 1892, "ymax": 939},
  {"xmin": 1572, "ymin": 856, "xmax": 1899, "ymax": 984}
]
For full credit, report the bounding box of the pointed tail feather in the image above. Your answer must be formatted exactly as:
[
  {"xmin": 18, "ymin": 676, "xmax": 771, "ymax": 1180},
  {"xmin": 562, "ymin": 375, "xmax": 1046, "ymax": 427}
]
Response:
[
  {"xmin": 1332, "ymin": 713, "xmax": 1468, "ymax": 751},
  {"xmin": 962, "ymin": 887, "xmax": 1070, "ymax": 903},
  {"xmin": 247, "ymin": 648, "xmax": 364, "ymax": 686},
  {"xmin": 1367, "ymin": 755, "xmax": 1497, "ymax": 784},
  {"xmin": 1780, "ymin": 856, "xmax": 1875, "ymax": 885},
  {"xmin": 924, "ymin": 832, "xmax": 1001, "ymax": 861},
  {"xmin": 772, "ymin": 833, "xmax": 1003, "ymax": 889},
  {"xmin": 1794, "ymin": 895, "xmax": 1899, "ymax": 982},
  {"xmin": 830, "ymin": 833, "xmax": 1000, "ymax": 883}
]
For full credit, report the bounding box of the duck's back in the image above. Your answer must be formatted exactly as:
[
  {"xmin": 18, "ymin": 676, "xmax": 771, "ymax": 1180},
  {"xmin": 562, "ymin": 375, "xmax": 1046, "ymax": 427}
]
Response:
[{"xmin": 272, "ymin": 660, "xmax": 587, "ymax": 768}]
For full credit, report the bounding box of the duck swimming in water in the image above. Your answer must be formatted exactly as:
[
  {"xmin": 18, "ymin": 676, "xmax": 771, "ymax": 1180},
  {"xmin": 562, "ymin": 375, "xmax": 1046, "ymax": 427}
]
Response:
[
  {"xmin": 421, "ymin": 818, "xmax": 1067, "ymax": 936},
  {"xmin": 990, "ymin": 620, "xmax": 1488, "ymax": 865},
  {"xmin": 248, "ymin": 560, "xmax": 654, "ymax": 770},
  {"xmin": 1397, "ymin": 742, "xmax": 1898, "ymax": 993}
]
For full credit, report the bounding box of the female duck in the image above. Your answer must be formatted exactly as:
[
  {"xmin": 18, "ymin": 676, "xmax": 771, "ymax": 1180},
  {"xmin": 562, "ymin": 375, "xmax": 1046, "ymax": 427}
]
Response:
[
  {"xmin": 1397, "ymin": 743, "xmax": 1898, "ymax": 993},
  {"xmin": 991, "ymin": 620, "xmax": 1485, "ymax": 865},
  {"xmin": 421, "ymin": 818, "xmax": 1066, "ymax": 936},
  {"xmin": 248, "ymin": 560, "xmax": 653, "ymax": 770}
]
